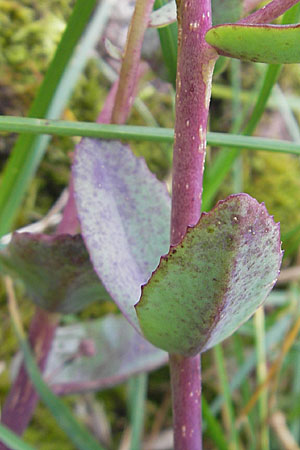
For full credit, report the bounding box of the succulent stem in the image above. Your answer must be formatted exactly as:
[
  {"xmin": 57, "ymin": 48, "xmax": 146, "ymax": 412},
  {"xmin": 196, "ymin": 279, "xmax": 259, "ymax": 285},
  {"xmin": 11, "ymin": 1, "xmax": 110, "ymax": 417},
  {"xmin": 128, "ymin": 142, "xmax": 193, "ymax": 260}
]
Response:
[{"xmin": 169, "ymin": 0, "xmax": 216, "ymax": 448}]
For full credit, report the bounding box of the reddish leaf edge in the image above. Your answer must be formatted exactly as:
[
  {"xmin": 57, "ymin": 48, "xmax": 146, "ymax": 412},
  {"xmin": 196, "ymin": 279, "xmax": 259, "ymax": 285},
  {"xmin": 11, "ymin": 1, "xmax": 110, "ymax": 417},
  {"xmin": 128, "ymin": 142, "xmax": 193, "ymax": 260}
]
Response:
[
  {"xmin": 208, "ymin": 23, "xmax": 300, "ymax": 30},
  {"xmin": 135, "ymin": 193, "xmax": 283, "ymax": 353}
]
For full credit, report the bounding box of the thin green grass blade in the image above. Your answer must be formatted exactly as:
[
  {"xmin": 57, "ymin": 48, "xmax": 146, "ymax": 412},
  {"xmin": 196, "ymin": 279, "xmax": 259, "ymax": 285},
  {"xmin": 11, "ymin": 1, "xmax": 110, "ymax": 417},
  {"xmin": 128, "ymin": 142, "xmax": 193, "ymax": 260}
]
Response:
[
  {"xmin": 154, "ymin": 0, "xmax": 177, "ymax": 87},
  {"xmin": 1, "ymin": 116, "xmax": 300, "ymax": 155},
  {"xmin": 211, "ymin": 313, "xmax": 292, "ymax": 416},
  {"xmin": 203, "ymin": 63, "xmax": 281, "ymax": 211},
  {"xmin": 232, "ymin": 334, "xmax": 257, "ymax": 449},
  {"xmin": 202, "ymin": 396, "xmax": 228, "ymax": 450},
  {"xmin": 128, "ymin": 374, "xmax": 148, "ymax": 450},
  {"xmin": 0, "ymin": 424, "xmax": 36, "ymax": 450},
  {"xmin": 282, "ymin": 223, "xmax": 300, "ymax": 256},
  {"xmin": 254, "ymin": 307, "xmax": 269, "ymax": 450},
  {"xmin": 11, "ymin": 326, "xmax": 105, "ymax": 450},
  {"xmin": 214, "ymin": 344, "xmax": 240, "ymax": 449},
  {"xmin": 291, "ymin": 289, "xmax": 300, "ymax": 441},
  {"xmin": 0, "ymin": 0, "xmax": 98, "ymax": 237}
]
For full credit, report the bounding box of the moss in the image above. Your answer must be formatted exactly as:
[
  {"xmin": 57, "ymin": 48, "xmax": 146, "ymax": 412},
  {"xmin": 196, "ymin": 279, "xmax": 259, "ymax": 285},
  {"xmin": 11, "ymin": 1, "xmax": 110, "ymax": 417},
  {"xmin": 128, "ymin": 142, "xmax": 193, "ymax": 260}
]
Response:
[
  {"xmin": 69, "ymin": 60, "xmax": 110, "ymax": 123},
  {"xmin": 217, "ymin": 151, "xmax": 300, "ymax": 257},
  {"xmin": 243, "ymin": 152, "xmax": 300, "ymax": 237}
]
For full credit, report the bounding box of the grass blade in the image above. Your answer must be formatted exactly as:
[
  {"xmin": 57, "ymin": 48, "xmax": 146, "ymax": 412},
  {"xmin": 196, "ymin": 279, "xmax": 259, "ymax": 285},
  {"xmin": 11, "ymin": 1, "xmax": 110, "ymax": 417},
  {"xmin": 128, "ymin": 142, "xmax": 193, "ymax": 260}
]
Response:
[
  {"xmin": 154, "ymin": 0, "xmax": 178, "ymax": 87},
  {"xmin": 202, "ymin": 396, "xmax": 228, "ymax": 450},
  {"xmin": 1, "ymin": 116, "xmax": 300, "ymax": 155},
  {"xmin": 214, "ymin": 344, "xmax": 240, "ymax": 449},
  {"xmin": 0, "ymin": 424, "xmax": 36, "ymax": 450},
  {"xmin": 0, "ymin": 0, "xmax": 98, "ymax": 236},
  {"xmin": 254, "ymin": 307, "xmax": 269, "ymax": 450},
  {"xmin": 128, "ymin": 374, "xmax": 148, "ymax": 450}
]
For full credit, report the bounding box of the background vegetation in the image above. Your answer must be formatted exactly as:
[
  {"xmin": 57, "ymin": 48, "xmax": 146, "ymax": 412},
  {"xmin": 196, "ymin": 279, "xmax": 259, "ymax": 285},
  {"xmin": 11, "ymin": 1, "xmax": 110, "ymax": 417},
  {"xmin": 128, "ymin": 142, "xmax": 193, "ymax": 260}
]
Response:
[{"xmin": 1, "ymin": 0, "xmax": 300, "ymax": 449}]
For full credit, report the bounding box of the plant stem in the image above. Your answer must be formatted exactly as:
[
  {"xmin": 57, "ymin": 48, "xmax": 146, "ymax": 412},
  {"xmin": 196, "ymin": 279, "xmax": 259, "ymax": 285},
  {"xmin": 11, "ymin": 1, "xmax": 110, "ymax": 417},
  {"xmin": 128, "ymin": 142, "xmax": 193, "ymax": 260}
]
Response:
[
  {"xmin": 111, "ymin": 0, "xmax": 155, "ymax": 124},
  {"xmin": 171, "ymin": 0, "xmax": 217, "ymax": 245},
  {"xmin": 169, "ymin": 354, "xmax": 202, "ymax": 449},
  {"xmin": 240, "ymin": 0, "xmax": 300, "ymax": 24},
  {"xmin": 169, "ymin": 0, "xmax": 216, "ymax": 448},
  {"xmin": 0, "ymin": 309, "xmax": 59, "ymax": 446}
]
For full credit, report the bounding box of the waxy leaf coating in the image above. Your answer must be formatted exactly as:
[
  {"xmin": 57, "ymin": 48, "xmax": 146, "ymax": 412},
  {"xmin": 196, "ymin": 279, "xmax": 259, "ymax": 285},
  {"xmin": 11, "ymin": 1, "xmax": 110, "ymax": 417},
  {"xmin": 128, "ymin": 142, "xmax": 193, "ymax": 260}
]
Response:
[
  {"xmin": 46, "ymin": 314, "xmax": 167, "ymax": 395},
  {"xmin": 136, "ymin": 194, "xmax": 282, "ymax": 356},
  {"xmin": 73, "ymin": 139, "xmax": 171, "ymax": 331},
  {"xmin": 206, "ymin": 24, "xmax": 300, "ymax": 64},
  {"xmin": 0, "ymin": 233, "xmax": 111, "ymax": 313}
]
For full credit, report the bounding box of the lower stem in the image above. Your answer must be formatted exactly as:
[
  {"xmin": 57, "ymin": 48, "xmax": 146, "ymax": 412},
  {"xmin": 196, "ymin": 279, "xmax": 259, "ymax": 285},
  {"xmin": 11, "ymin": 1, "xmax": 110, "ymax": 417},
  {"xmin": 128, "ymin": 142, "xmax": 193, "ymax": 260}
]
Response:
[
  {"xmin": 0, "ymin": 309, "xmax": 58, "ymax": 446},
  {"xmin": 169, "ymin": 353, "xmax": 202, "ymax": 450}
]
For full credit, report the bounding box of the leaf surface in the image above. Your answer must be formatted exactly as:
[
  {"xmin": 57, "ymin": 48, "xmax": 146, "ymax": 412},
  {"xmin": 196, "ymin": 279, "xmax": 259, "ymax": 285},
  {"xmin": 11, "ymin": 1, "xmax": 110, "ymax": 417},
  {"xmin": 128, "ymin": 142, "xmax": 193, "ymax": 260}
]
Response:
[
  {"xmin": 47, "ymin": 315, "xmax": 167, "ymax": 395},
  {"xmin": 0, "ymin": 233, "xmax": 111, "ymax": 313},
  {"xmin": 149, "ymin": 1, "xmax": 177, "ymax": 28},
  {"xmin": 136, "ymin": 194, "xmax": 282, "ymax": 356},
  {"xmin": 206, "ymin": 24, "xmax": 300, "ymax": 64},
  {"xmin": 72, "ymin": 139, "xmax": 171, "ymax": 331},
  {"xmin": 211, "ymin": 0, "xmax": 242, "ymax": 25}
]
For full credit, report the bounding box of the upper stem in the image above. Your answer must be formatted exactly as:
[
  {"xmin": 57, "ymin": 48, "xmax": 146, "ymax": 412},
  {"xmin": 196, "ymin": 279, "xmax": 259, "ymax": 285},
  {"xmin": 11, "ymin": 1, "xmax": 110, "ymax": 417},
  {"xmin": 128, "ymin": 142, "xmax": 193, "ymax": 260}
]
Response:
[
  {"xmin": 169, "ymin": 1, "xmax": 216, "ymax": 449},
  {"xmin": 171, "ymin": 0, "xmax": 217, "ymax": 245}
]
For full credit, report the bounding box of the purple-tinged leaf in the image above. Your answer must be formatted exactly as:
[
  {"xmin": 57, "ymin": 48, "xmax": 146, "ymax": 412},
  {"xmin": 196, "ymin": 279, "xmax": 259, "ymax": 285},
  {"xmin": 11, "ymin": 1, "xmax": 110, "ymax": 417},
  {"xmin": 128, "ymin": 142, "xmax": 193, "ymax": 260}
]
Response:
[
  {"xmin": 136, "ymin": 194, "xmax": 282, "ymax": 357},
  {"xmin": 206, "ymin": 24, "xmax": 300, "ymax": 64},
  {"xmin": 72, "ymin": 139, "xmax": 171, "ymax": 331},
  {"xmin": 46, "ymin": 314, "xmax": 167, "ymax": 395},
  {"xmin": 0, "ymin": 233, "xmax": 112, "ymax": 313},
  {"xmin": 149, "ymin": 1, "xmax": 177, "ymax": 28}
]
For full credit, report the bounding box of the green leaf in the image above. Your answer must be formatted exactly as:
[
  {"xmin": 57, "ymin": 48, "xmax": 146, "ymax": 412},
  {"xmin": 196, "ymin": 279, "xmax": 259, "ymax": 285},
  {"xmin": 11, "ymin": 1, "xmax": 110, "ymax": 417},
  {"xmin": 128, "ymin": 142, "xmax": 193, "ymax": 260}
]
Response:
[
  {"xmin": 206, "ymin": 24, "xmax": 300, "ymax": 64},
  {"xmin": 0, "ymin": 233, "xmax": 112, "ymax": 313},
  {"xmin": 136, "ymin": 194, "xmax": 282, "ymax": 356}
]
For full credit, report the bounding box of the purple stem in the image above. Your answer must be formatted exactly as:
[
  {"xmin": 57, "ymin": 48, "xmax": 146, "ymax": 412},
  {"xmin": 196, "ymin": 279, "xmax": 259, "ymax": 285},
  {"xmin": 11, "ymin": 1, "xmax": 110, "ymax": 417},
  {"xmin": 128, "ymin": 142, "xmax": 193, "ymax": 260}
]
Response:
[
  {"xmin": 169, "ymin": 0, "xmax": 217, "ymax": 448},
  {"xmin": 55, "ymin": 179, "xmax": 79, "ymax": 235},
  {"xmin": 111, "ymin": 0, "xmax": 155, "ymax": 124},
  {"xmin": 169, "ymin": 355, "xmax": 202, "ymax": 449},
  {"xmin": 171, "ymin": 0, "xmax": 217, "ymax": 246},
  {"xmin": 0, "ymin": 309, "xmax": 59, "ymax": 447},
  {"xmin": 240, "ymin": 0, "xmax": 299, "ymax": 24}
]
